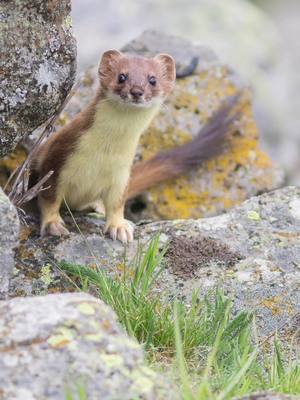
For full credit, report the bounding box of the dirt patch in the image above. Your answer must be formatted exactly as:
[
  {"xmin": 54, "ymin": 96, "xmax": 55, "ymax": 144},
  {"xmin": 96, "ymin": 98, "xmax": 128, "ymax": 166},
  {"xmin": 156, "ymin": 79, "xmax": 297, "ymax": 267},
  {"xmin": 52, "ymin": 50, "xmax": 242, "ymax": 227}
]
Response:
[{"xmin": 165, "ymin": 235, "xmax": 242, "ymax": 278}]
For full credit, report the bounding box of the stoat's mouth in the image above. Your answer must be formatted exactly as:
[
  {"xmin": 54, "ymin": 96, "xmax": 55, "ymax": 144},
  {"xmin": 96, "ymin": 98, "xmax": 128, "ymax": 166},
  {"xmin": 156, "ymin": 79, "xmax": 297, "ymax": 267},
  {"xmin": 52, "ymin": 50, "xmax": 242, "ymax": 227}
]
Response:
[
  {"xmin": 106, "ymin": 91, "xmax": 161, "ymax": 109},
  {"xmin": 121, "ymin": 96, "xmax": 154, "ymax": 108},
  {"xmin": 127, "ymin": 99, "xmax": 157, "ymax": 108},
  {"xmin": 130, "ymin": 98, "xmax": 147, "ymax": 106}
]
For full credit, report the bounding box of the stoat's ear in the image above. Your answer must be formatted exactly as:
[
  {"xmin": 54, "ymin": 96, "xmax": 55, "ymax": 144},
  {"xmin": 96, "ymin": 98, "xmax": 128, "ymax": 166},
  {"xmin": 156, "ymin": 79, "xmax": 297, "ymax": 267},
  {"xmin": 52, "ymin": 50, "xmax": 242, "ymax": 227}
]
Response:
[
  {"xmin": 99, "ymin": 50, "xmax": 123, "ymax": 80},
  {"xmin": 154, "ymin": 53, "xmax": 176, "ymax": 82}
]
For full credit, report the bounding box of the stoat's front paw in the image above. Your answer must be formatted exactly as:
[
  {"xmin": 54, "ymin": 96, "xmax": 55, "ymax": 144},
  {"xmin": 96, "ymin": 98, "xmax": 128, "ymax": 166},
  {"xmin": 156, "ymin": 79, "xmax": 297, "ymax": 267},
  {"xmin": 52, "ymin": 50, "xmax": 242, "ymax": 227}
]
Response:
[
  {"xmin": 41, "ymin": 220, "xmax": 69, "ymax": 237},
  {"xmin": 104, "ymin": 219, "xmax": 134, "ymax": 243}
]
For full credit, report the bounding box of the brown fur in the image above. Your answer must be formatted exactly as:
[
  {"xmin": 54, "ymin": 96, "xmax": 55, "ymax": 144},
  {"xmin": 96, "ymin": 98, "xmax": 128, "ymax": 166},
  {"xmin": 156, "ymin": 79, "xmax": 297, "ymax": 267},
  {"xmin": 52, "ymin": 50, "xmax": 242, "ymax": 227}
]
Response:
[
  {"xmin": 31, "ymin": 93, "xmax": 101, "ymax": 202},
  {"xmin": 99, "ymin": 51, "xmax": 175, "ymax": 102}
]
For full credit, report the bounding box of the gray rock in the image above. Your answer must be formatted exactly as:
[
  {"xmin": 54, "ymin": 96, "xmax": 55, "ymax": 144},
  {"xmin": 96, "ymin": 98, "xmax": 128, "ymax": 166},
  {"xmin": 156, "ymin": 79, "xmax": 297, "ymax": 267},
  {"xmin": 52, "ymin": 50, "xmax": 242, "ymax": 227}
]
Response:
[
  {"xmin": 0, "ymin": 189, "xmax": 19, "ymax": 299},
  {"xmin": 11, "ymin": 187, "xmax": 300, "ymax": 344},
  {"xmin": 0, "ymin": 0, "xmax": 76, "ymax": 157},
  {"xmin": 121, "ymin": 30, "xmax": 218, "ymax": 76},
  {"xmin": 0, "ymin": 292, "xmax": 176, "ymax": 400}
]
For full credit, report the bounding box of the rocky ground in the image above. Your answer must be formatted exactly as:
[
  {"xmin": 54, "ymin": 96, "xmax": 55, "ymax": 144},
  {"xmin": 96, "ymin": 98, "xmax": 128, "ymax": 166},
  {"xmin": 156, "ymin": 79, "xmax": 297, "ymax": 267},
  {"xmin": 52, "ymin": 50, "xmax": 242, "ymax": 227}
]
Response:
[
  {"xmin": 1, "ymin": 184, "xmax": 299, "ymax": 399},
  {"xmin": 7, "ymin": 187, "xmax": 300, "ymax": 345}
]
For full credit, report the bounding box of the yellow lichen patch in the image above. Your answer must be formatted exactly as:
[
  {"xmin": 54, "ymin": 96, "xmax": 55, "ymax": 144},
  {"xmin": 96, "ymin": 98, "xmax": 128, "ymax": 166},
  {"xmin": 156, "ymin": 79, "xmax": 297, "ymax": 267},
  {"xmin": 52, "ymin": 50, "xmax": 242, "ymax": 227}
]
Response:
[
  {"xmin": 116, "ymin": 262, "xmax": 125, "ymax": 273},
  {"xmin": 260, "ymin": 295, "xmax": 294, "ymax": 316},
  {"xmin": 0, "ymin": 146, "xmax": 27, "ymax": 173},
  {"xmin": 149, "ymin": 180, "xmax": 214, "ymax": 220},
  {"xmin": 100, "ymin": 354, "xmax": 124, "ymax": 368},
  {"xmin": 173, "ymin": 91, "xmax": 199, "ymax": 110},
  {"xmin": 127, "ymin": 369, "xmax": 154, "ymax": 393},
  {"xmin": 137, "ymin": 64, "xmax": 278, "ymax": 221},
  {"xmin": 40, "ymin": 264, "xmax": 53, "ymax": 286},
  {"xmin": 247, "ymin": 211, "xmax": 261, "ymax": 221},
  {"xmin": 0, "ymin": 146, "xmax": 27, "ymax": 188},
  {"xmin": 63, "ymin": 15, "xmax": 72, "ymax": 29},
  {"xmin": 260, "ymin": 297, "xmax": 281, "ymax": 316},
  {"xmin": 84, "ymin": 333, "xmax": 103, "ymax": 342},
  {"xmin": 77, "ymin": 302, "xmax": 95, "ymax": 316},
  {"xmin": 140, "ymin": 126, "xmax": 190, "ymax": 161},
  {"xmin": 253, "ymin": 149, "xmax": 272, "ymax": 169},
  {"xmin": 47, "ymin": 327, "xmax": 74, "ymax": 348}
]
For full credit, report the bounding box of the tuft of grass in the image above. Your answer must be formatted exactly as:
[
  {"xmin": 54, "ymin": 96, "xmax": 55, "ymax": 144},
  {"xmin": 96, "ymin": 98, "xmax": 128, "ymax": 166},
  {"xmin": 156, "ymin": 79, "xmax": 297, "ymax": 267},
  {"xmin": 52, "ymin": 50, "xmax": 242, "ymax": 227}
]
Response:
[
  {"xmin": 60, "ymin": 234, "xmax": 300, "ymax": 399},
  {"xmin": 60, "ymin": 235, "xmax": 251, "ymax": 361},
  {"xmin": 65, "ymin": 383, "xmax": 87, "ymax": 400}
]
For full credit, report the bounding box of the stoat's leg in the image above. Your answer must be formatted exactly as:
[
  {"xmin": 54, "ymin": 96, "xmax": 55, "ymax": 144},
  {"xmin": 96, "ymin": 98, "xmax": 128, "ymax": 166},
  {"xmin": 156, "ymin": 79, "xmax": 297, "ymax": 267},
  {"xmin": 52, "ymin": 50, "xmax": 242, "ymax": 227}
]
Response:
[
  {"xmin": 38, "ymin": 195, "xmax": 69, "ymax": 237},
  {"xmin": 77, "ymin": 200, "xmax": 105, "ymax": 215},
  {"xmin": 102, "ymin": 191, "xmax": 134, "ymax": 243}
]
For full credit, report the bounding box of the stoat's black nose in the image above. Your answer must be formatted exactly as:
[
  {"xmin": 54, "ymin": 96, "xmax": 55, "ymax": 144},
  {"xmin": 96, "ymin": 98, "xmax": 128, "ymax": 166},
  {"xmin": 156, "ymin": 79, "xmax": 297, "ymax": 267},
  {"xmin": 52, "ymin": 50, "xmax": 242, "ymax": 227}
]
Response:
[{"xmin": 130, "ymin": 87, "xmax": 144, "ymax": 99}]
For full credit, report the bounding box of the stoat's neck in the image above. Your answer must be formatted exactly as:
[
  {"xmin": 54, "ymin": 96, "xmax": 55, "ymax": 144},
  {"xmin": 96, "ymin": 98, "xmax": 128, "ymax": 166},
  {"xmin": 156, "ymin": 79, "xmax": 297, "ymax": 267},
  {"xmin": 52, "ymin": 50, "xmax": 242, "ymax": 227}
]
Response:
[{"xmin": 88, "ymin": 95, "xmax": 161, "ymax": 144}]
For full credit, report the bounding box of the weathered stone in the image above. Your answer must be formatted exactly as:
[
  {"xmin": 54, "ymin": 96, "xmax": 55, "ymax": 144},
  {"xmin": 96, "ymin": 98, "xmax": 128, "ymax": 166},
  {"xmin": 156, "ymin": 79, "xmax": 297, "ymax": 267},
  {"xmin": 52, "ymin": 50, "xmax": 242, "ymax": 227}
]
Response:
[
  {"xmin": 121, "ymin": 30, "xmax": 218, "ymax": 76},
  {"xmin": 0, "ymin": 292, "xmax": 176, "ymax": 400},
  {"xmin": 0, "ymin": 189, "xmax": 19, "ymax": 299},
  {"xmin": 0, "ymin": 0, "xmax": 76, "ymax": 157},
  {"xmin": 11, "ymin": 187, "xmax": 300, "ymax": 346},
  {"xmin": 45, "ymin": 31, "xmax": 283, "ymax": 223}
]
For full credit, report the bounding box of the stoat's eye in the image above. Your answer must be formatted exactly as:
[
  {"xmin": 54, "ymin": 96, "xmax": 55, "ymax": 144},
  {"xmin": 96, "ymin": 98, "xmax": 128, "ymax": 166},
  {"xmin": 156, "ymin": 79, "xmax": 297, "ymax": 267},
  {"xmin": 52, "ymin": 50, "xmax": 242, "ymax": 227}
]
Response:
[
  {"xmin": 118, "ymin": 73, "xmax": 127, "ymax": 84},
  {"xmin": 148, "ymin": 76, "xmax": 156, "ymax": 86}
]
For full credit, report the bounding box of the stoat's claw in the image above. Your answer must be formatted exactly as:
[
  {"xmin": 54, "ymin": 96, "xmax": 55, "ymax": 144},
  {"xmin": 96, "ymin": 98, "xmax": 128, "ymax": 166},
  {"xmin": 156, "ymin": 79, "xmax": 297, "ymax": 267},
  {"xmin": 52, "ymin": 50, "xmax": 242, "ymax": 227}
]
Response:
[
  {"xmin": 104, "ymin": 220, "xmax": 134, "ymax": 243},
  {"xmin": 41, "ymin": 220, "xmax": 69, "ymax": 237}
]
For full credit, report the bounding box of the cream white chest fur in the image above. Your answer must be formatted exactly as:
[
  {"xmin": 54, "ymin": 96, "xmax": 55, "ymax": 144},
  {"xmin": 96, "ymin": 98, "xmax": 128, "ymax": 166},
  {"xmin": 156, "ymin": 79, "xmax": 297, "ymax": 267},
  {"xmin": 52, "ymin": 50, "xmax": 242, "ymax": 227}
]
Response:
[{"xmin": 57, "ymin": 99, "xmax": 160, "ymax": 209}]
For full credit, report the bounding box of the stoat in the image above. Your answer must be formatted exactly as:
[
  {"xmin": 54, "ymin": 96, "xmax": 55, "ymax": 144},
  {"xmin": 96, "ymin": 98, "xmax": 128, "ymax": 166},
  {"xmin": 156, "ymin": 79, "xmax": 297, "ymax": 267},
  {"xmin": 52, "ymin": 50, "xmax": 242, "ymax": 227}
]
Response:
[{"xmin": 30, "ymin": 50, "xmax": 240, "ymax": 243}]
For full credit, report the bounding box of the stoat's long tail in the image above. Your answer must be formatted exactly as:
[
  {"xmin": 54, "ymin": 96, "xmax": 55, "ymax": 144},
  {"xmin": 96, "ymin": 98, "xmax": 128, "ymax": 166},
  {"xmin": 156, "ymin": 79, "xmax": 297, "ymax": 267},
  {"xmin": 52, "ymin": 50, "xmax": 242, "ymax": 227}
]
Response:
[{"xmin": 126, "ymin": 93, "xmax": 242, "ymax": 200}]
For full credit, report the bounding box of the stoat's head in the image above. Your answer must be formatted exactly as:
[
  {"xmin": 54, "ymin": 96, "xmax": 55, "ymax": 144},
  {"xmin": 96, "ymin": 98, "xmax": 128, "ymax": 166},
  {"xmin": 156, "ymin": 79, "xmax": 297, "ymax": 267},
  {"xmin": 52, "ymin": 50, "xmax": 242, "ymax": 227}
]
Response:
[{"xmin": 99, "ymin": 50, "xmax": 175, "ymax": 108}]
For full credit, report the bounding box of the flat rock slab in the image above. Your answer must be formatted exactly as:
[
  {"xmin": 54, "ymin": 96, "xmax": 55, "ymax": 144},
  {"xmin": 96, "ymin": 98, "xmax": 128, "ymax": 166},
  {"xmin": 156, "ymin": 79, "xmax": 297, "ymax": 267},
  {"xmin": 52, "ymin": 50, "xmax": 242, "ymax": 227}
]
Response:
[
  {"xmin": 0, "ymin": 292, "xmax": 175, "ymax": 400},
  {"xmin": 11, "ymin": 187, "xmax": 300, "ymax": 345}
]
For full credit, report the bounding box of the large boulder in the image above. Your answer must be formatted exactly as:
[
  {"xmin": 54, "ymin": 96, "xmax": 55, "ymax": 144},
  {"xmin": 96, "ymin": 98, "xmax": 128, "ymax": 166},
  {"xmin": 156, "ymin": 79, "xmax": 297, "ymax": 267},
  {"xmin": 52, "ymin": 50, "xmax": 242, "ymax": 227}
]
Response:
[
  {"xmin": 0, "ymin": 292, "xmax": 175, "ymax": 400},
  {"xmin": 0, "ymin": 0, "xmax": 76, "ymax": 157},
  {"xmin": 10, "ymin": 187, "xmax": 300, "ymax": 345},
  {"xmin": 0, "ymin": 189, "xmax": 19, "ymax": 299}
]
